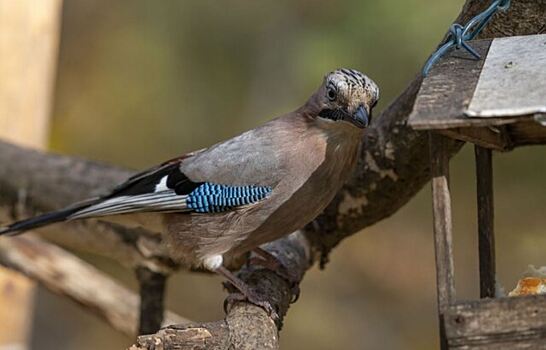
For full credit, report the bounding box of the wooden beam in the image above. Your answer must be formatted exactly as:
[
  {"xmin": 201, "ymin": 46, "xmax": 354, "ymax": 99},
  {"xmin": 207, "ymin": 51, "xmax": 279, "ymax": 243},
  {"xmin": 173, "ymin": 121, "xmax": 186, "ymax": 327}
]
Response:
[
  {"xmin": 438, "ymin": 126, "xmax": 512, "ymax": 152},
  {"xmin": 445, "ymin": 295, "xmax": 546, "ymax": 348},
  {"xmin": 0, "ymin": 1, "xmax": 63, "ymax": 348},
  {"xmin": 136, "ymin": 267, "xmax": 167, "ymax": 335},
  {"xmin": 430, "ymin": 133, "xmax": 456, "ymax": 350},
  {"xmin": 0, "ymin": 0, "xmax": 63, "ymax": 148},
  {"xmin": 507, "ymin": 117, "xmax": 546, "ymax": 147},
  {"xmin": 475, "ymin": 146, "xmax": 496, "ymax": 299}
]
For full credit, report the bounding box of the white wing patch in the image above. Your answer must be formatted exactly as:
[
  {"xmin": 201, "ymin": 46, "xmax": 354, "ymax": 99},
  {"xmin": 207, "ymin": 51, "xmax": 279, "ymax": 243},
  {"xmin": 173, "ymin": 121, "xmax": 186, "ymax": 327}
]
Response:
[{"xmin": 154, "ymin": 175, "xmax": 169, "ymax": 192}]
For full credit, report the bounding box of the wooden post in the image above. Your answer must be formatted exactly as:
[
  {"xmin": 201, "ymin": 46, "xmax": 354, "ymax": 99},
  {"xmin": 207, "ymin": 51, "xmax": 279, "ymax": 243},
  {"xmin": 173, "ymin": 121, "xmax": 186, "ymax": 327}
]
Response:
[
  {"xmin": 0, "ymin": 0, "xmax": 63, "ymax": 348},
  {"xmin": 429, "ymin": 133, "xmax": 456, "ymax": 350},
  {"xmin": 475, "ymin": 146, "xmax": 496, "ymax": 298},
  {"xmin": 0, "ymin": 266, "xmax": 35, "ymax": 349},
  {"xmin": 136, "ymin": 267, "xmax": 167, "ymax": 335},
  {"xmin": 0, "ymin": 0, "xmax": 63, "ymax": 148}
]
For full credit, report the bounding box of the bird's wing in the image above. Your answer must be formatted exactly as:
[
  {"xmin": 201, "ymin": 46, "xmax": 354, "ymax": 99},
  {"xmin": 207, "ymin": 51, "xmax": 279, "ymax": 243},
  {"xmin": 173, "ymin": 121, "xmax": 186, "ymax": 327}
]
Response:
[
  {"xmin": 69, "ymin": 157, "xmax": 272, "ymax": 219},
  {"xmin": 0, "ymin": 155, "xmax": 272, "ymax": 236}
]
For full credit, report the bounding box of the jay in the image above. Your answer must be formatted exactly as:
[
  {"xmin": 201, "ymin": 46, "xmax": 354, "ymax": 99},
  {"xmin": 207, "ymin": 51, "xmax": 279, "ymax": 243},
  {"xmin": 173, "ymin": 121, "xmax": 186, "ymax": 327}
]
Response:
[{"xmin": 1, "ymin": 68, "xmax": 379, "ymax": 313}]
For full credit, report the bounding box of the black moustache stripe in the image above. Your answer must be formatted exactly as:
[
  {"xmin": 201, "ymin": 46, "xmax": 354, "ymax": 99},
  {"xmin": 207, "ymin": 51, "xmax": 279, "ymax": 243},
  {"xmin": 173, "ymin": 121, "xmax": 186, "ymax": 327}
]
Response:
[{"xmin": 318, "ymin": 108, "xmax": 349, "ymax": 121}]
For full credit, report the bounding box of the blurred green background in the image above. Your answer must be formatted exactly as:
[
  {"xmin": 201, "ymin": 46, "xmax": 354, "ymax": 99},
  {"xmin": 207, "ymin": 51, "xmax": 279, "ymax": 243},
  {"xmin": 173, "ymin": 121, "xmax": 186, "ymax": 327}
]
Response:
[{"xmin": 29, "ymin": 1, "xmax": 546, "ymax": 349}]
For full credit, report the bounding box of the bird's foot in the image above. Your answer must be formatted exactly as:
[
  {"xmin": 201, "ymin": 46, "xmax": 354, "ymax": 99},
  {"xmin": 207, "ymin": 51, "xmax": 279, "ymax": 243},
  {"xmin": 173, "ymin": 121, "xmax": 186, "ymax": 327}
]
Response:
[
  {"xmin": 249, "ymin": 248, "xmax": 301, "ymax": 302},
  {"xmin": 223, "ymin": 287, "xmax": 279, "ymax": 321},
  {"xmin": 216, "ymin": 266, "xmax": 279, "ymax": 321}
]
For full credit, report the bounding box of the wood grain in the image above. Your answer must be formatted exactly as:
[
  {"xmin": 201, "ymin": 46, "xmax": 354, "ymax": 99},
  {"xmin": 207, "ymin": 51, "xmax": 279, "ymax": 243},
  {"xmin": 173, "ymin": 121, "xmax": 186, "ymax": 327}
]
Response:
[
  {"xmin": 507, "ymin": 118, "xmax": 546, "ymax": 147},
  {"xmin": 430, "ymin": 133, "xmax": 456, "ymax": 312},
  {"xmin": 430, "ymin": 133, "xmax": 456, "ymax": 350},
  {"xmin": 445, "ymin": 295, "xmax": 546, "ymax": 349},
  {"xmin": 438, "ymin": 126, "xmax": 512, "ymax": 151}
]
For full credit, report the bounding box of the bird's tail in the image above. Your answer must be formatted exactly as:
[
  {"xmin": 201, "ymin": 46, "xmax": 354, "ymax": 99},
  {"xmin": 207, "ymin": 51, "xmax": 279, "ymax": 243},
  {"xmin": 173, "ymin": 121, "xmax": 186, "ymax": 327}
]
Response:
[{"xmin": 0, "ymin": 199, "xmax": 99, "ymax": 236}]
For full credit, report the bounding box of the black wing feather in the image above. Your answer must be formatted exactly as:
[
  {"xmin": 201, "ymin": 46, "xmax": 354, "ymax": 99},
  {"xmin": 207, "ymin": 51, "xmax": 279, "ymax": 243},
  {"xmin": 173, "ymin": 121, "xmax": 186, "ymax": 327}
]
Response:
[
  {"xmin": 0, "ymin": 159, "xmax": 200, "ymax": 236},
  {"xmin": 107, "ymin": 162, "xmax": 200, "ymax": 197}
]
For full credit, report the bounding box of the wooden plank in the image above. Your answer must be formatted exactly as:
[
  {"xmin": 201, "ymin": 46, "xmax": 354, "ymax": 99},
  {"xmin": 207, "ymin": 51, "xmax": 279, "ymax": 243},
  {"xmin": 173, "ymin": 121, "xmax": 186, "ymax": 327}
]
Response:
[
  {"xmin": 0, "ymin": 0, "xmax": 63, "ymax": 148},
  {"xmin": 444, "ymin": 295, "xmax": 546, "ymax": 348},
  {"xmin": 475, "ymin": 147, "xmax": 496, "ymax": 299},
  {"xmin": 466, "ymin": 34, "xmax": 546, "ymax": 118},
  {"xmin": 436, "ymin": 117, "xmax": 546, "ymax": 149},
  {"xmin": 430, "ymin": 133, "xmax": 456, "ymax": 350},
  {"xmin": 438, "ymin": 126, "xmax": 512, "ymax": 151},
  {"xmin": 430, "ymin": 133, "xmax": 456, "ymax": 311},
  {"xmin": 507, "ymin": 117, "xmax": 546, "ymax": 147},
  {"xmin": 449, "ymin": 338, "xmax": 546, "ymax": 350}
]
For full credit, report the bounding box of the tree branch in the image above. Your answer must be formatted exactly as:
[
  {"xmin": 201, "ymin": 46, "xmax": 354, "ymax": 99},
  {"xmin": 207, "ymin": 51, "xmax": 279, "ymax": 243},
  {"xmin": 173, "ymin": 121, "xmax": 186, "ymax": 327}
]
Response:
[
  {"xmin": 130, "ymin": 232, "xmax": 309, "ymax": 350},
  {"xmin": 0, "ymin": 234, "xmax": 189, "ymax": 337}
]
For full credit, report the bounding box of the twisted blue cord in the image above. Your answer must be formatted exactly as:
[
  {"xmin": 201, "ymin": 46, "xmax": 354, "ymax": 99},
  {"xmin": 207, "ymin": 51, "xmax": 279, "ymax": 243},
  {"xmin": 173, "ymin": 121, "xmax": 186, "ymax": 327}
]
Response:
[{"xmin": 422, "ymin": 0, "xmax": 511, "ymax": 76}]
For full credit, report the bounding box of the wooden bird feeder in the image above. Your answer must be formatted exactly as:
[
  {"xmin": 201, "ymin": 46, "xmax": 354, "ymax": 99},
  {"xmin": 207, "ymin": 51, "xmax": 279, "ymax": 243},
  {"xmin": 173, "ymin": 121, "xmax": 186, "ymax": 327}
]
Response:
[{"xmin": 409, "ymin": 34, "xmax": 546, "ymax": 349}]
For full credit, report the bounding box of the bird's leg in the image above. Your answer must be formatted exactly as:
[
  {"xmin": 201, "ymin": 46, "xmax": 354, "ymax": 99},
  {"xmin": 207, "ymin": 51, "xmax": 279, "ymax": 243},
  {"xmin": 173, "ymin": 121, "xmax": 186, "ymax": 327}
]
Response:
[
  {"xmin": 215, "ymin": 266, "xmax": 279, "ymax": 321},
  {"xmin": 250, "ymin": 247, "xmax": 298, "ymax": 282},
  {"xmin": 249, "ymin": 247, "xmax": 300, "ymax": 302}
]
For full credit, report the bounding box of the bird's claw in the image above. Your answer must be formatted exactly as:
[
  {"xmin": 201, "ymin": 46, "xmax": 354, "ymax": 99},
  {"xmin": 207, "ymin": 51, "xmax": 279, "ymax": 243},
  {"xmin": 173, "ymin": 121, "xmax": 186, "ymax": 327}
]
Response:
[
  {"xmin": 289, "ymin": 283, "xmax": 300, "ymax": 303},
  {"xmin": 223, "ymin": 286, "xmax": 280, "ymax": 321},
  {"xmin": 247, "ymin": 256, "xmax": 301, "ymax": 303}
]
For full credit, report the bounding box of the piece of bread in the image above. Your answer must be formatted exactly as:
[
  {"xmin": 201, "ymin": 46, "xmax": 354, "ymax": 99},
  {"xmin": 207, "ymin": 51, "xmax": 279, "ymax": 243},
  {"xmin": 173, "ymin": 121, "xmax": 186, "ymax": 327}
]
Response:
[
  {"xmin": 509, "ymin": 277, "xmax": 546, "ymax": 297},
  {"xmin": 509, "ymin": 265, "xmax": 546, "ymax": 297}
]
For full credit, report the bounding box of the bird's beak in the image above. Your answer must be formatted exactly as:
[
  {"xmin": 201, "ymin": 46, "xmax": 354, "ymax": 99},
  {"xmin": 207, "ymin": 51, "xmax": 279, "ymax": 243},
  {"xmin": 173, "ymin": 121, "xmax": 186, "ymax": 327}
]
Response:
[{"xmin": 351, "ymin": 105, "xmax": 369, "ymax": 128}]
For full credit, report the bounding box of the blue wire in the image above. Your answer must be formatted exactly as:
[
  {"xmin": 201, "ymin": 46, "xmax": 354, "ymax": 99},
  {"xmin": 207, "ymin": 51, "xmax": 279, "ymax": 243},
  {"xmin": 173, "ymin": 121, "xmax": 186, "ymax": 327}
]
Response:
[{"xmin": 422, "ymin": 0, "xmax": 510, "ymax": 76}]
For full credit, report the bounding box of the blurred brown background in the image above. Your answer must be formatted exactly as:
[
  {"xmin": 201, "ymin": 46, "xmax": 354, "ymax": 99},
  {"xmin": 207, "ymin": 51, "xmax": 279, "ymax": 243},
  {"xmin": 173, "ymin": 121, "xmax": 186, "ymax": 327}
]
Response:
[{"xmin": 18, "ymin": 0, "xmax": 546, "ymax": 349}]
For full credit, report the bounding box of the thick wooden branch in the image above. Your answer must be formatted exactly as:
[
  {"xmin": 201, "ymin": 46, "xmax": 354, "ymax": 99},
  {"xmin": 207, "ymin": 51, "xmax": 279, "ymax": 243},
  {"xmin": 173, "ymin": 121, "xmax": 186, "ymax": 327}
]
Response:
[
  {"xmin": 130, "ymin": 232, "xmax": 309, "ymax": 350},
  {"xmin": 0, "ymin": 234, "xmax": 189, "ymax": 337}
]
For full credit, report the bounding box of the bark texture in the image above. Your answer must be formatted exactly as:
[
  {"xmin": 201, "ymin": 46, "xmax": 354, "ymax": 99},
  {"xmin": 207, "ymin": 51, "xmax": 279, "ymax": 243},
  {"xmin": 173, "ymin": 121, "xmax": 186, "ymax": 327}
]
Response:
[
  {"xmin": 130, "ymin": 232, "xmax": 309, "ymax": 350},
  {"xmin": 0, "ymin": 1, "xmax": 543, "ymax": 349}
]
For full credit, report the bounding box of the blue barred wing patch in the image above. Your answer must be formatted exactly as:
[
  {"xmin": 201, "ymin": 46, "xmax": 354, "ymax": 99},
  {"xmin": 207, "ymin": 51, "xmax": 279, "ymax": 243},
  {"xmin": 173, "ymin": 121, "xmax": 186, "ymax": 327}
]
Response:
[{"xmin": 186, "ymin": 183, "xmax": 272, "ymax": 213}]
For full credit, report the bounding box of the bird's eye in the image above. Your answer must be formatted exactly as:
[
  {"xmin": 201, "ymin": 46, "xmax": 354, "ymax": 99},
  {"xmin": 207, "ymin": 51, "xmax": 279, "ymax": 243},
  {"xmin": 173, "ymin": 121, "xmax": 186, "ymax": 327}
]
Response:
[{"xmin": 327, "ymin": 87, "xmax": 337, "ymax": 101}]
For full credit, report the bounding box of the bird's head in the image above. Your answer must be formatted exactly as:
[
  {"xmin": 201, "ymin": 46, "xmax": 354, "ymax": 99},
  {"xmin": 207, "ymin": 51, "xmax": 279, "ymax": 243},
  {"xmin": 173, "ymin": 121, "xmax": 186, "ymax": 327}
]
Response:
[{"xmin": 310, "ymin": 68, "xmax": 379, "ymax": 129}]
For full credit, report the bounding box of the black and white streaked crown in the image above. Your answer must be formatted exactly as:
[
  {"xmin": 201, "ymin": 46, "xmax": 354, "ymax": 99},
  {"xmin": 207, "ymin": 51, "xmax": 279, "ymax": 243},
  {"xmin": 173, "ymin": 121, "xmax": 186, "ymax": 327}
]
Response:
[{"xmin": 326, "ymin": 68, "xmax": 380, "ymax": 103}]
